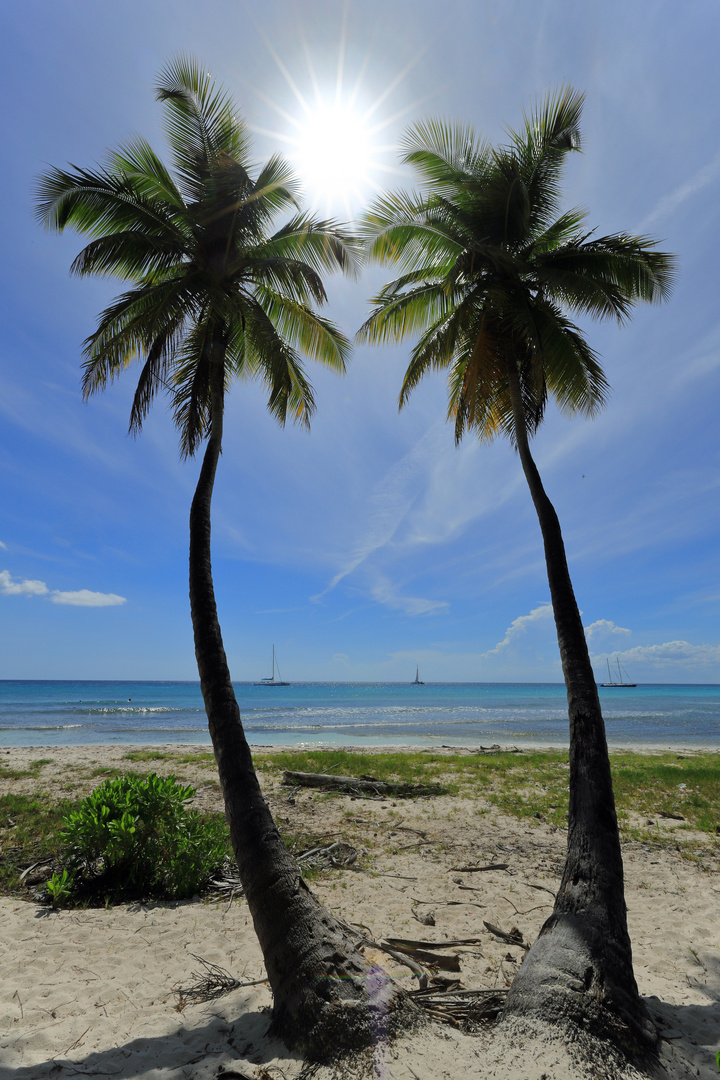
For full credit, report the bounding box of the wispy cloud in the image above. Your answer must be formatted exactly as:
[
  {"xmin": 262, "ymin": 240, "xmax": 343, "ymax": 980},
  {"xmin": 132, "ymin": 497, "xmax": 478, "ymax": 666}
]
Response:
[
  {"xmin": 1, "ymin": 570, "xmax": 126, "ymax": 608},
  {"xmin": 370, "ymin": 574, "xmax": 449, "ymax": 617},
  {"xmin": 314, "ymin": 423, "xmax": 448, "ymax": 600},
  {"xmin": 640, "ymin": 148, "xmax": 720, "ymax": 229},
  {"xmin": 481, "ymin": 603, "xmax": 554, "ymax": 656},
  {"xmin": 0, "ymin": 540, "xmax": 7, "ymax": 550}
]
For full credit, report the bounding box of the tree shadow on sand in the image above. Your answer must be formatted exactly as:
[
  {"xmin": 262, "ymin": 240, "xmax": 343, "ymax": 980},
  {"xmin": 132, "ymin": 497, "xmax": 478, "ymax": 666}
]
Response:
[
  {"xmin": 0, "ymin": 1007, "xmax": 297, "ymax": 1080},
  {"xmin": 647, "ymin": 951, "xmax": 720, "ymax": 1079}
]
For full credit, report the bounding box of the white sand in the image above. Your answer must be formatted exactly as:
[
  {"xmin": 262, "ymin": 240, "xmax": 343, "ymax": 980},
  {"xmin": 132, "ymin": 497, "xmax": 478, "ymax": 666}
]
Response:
[{"xmin": 1, "ymin": 745, "xmax": 719, "ymax": 1079}]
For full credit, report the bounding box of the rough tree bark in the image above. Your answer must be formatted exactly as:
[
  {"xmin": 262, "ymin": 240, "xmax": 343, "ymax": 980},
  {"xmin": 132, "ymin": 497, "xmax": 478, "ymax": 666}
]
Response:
[
  {"xmin": 501, "ymin": 358, "xmax": 656, "ymax": 1054},
  {"xmin": 189, "ymin": 346, "xmax": 416, "ymax": 1057}
]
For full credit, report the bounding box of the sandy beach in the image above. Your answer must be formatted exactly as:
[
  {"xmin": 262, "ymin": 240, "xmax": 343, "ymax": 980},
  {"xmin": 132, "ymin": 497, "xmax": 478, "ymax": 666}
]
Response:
[{"xmin": 1, "ymin": 744, "xmax": 719, "ymax": 1079}]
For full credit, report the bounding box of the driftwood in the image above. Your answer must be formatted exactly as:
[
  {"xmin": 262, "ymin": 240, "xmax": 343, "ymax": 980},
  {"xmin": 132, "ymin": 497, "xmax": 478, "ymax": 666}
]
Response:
[
  {"xmin": 382, "ymin": 945, "xmax": 460, "ymax": 972},
  {"xmin": 337, "ymin": 921, "xmax": 462, "ymax": 976},
  {"xmin": 450, "ymin": 863, "xmax": 509, "ymax": 873},
  {"xmin": 282, "ymin": 770, "xmax": 447, "ymax": 798},
  {"xmin": 384, "ymin": 936, "xmax": 483, "ymax": 950},
  {"xmin": 380, "ymin": 936, "xmax": 484, "ymax": 972},
  {"xmin": 517, "ymin": 879, "xmax": 556, "ymax": 898},
  {"xmin": 336, "ymin": 920, "xmax": 425, "ymax": 978},
  {"xmin": 483, "ymin": 921, "xmax": 528, "ymax": 949}
]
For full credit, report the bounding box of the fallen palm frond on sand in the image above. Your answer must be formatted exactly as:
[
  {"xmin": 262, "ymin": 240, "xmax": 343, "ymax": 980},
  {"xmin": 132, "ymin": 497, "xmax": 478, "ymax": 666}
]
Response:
[{"xmin": 172, "ymin": 954, "xmax": 269, "ymax": 1011}]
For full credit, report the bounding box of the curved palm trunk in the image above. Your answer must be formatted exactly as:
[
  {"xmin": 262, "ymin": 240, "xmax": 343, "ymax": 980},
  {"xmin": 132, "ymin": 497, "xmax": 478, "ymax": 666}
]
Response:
[
  {"xmin": 500, "ymin": 361, "xmax": 655, "ymax": 1054},
  {"xmin": 189, "ymin": 348, "xmax": 413, "ymax": 1057}
]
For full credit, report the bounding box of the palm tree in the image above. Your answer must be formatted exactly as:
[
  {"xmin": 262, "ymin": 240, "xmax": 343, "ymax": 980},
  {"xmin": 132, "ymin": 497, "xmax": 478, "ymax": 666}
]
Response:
[
  {"xmin": 357, "ymin": 88, "xmax": 675, "ymax": 1053},
  {"xmin": 36, "ymin": 56, "xmax": 413, "ymax": 1056}
]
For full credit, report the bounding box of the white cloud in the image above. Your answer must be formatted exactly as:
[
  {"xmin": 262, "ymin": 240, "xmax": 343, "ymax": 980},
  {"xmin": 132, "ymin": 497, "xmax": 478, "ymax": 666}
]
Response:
[
  {"xmin": 0, "ymin": 570, "xmax": 49, "ymax": 597},
  {"xmin": 1, "ymin": 569, "xmax": 125, "ymax": 607},
  {"xmin": 0, "ymin": 540, "xmax": 7, "ymax": 550},
  {"xmin": 640, "ymin": 148, "xmax": 720, "ymax": 229},
  {"xmin": 584, "ymin": 619, "xmax": 631, "ymax": 645},
  {"xmin": 332, "ymin": 653, "xmax": 349, "ymax": 664},
  {"xmin": 482, "ymin": 603, "xmax": 554, "ymax": 656},
  {"xmin": 616, "ymin": 640, "xmax": 720, "ymax": 668},
  {"xmin": 50, "ymin": 590, "xmax": 126, "ymax": 608}
]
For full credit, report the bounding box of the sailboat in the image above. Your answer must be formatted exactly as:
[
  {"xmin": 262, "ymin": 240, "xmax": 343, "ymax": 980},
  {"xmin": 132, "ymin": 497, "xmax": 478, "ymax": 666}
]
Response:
[
  {"xmin": 600, "ymin": 658, "xmax": 636, "ymax": 687},
  {"xmin": 256, "ymin": 645, "xmax": 289, "ymax": 686},
  {"xmin": 412, "ymin": 666, "xmax": 424, "ymax": 685}
]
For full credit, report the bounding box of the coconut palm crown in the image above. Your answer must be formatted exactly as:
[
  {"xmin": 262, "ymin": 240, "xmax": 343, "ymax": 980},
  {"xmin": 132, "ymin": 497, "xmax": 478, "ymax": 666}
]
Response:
[
  {"xmin": 36, "ymin": 55, "xmax": 357, "ymax": 455},
  {"xmin": 358, "ymin": 87, "xmax": 673, "ymax": 443},
  {"xmin": 358, "ymin": 88, "xmax": 675, "ymax": 1052}
]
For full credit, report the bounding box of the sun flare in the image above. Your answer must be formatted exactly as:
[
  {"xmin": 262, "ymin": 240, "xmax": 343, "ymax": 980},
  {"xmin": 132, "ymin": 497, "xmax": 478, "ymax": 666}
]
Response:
[
  {"xmin": 246, "ymin": 15, "xmax": 427, "ymax": 218},
  {"xmin": 293, "ymin": 101, "xmax": 374, "ymax": 211}
]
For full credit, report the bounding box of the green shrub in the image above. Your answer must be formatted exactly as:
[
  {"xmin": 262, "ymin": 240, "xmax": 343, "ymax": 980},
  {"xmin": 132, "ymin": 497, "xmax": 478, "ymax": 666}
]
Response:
[{"xmin": 55, "ymin": 772, "xmax": 229, "ymax": 903}]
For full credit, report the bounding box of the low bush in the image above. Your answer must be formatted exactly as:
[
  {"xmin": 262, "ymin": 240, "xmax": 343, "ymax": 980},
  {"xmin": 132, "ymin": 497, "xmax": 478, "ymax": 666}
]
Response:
[{"xmin": 55, "ymin": 772, "xmax": 229, "ymax": 903}]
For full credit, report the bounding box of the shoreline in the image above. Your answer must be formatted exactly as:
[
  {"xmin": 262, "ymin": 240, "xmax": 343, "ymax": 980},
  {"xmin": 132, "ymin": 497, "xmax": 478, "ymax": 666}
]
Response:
[{"xmin": 3, "ymin": 738, "xmax": 720, "ymax": 753}]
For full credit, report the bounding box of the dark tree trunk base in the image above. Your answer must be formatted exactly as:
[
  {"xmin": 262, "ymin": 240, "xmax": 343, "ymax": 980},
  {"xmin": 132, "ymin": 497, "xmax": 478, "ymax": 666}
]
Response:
[
  {"xmin": 243, "ymin": 844, "xmax": 422, "ymax": 1058},
  {"xmin": 269, "ymin": 930, "xmax": 423, "ymax": 1060},
  {"xmin": 503, "ymin": 908, "xmax": 658, "ymax": 1060}
]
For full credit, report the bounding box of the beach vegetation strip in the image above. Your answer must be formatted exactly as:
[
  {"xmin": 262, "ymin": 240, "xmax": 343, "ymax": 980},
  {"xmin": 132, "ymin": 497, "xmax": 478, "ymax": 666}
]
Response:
[
  {"xmin": 258, "ymin": 748, "xmax": 720, "ymax": 836},
  {"xmin": 2, "ymin": 748, "xmax": 718, "ymax": 899}
]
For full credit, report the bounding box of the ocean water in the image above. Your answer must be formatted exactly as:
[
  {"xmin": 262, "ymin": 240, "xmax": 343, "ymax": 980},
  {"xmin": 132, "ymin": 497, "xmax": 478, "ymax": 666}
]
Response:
[{"xmin": 0, "ymin": 680, "xmax": 719, "ymax": 749}]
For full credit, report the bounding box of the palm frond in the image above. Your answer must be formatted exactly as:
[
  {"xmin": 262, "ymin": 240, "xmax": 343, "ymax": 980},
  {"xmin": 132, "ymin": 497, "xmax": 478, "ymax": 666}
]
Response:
[
  {"xmin": 35, "ymin": 164, "xmax": 185, "ymax": 242},
  {"xmin": 400, "ymin": 118, "xmax": 493, "ymax": 187},
  {"xmin": 253, "ymin": 288, "xmax": 349, "ymax": 372},
  {"xmin": 263, "ymin": 213, "xmax": 362, "ymax": 280},
  {"xmin": 80, "ymin": 278, "xmax": 198, "ymax": 397},
  {"xmin": 108, "ymin": 136, "xmax": 186, "ymax": 209},
  {"xmin": 398, "ymin": 294, "xmax": 479, "ymax": 407},
  {"xmin": 242, "ymin": 297, "xmax": 316, "ymax": 428},
  {"xmin": 128, "ymin": 319, "xmax": 186, "ymax": 432},
  {"xmin": 156, "ymin": 54, "xmax": 251, "ymax": 200},
  {"xmin": 69, "ymin": 233, "xmax": 188, "ymax": 279},
  {"xmin": 357, "ymin": 283, "xmax": 451, "ymax": 347}
]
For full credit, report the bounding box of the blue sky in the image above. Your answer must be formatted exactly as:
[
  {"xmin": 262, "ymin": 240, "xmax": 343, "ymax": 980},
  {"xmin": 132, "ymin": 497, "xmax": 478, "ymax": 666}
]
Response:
[{"xmin": 1, "ymin": 0, "xmax": 719, "ymax": 682}]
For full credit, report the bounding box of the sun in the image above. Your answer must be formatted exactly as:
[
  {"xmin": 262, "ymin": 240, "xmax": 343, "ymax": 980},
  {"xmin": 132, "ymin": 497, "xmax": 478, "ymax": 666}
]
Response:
[
  {"xmin": 245, "ymin": 15, "xmax": 428, "ymax": 218},
  {"xmin": 292, "ymin": 99, "xmax": 374, "ymax": 212}
]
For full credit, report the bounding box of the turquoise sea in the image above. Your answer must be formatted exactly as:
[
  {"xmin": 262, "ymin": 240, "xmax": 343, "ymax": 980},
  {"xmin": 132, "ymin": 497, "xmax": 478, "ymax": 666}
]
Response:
[{"xmin": 0, "ymin": 680, "xmax": 718, "ymax": 749}]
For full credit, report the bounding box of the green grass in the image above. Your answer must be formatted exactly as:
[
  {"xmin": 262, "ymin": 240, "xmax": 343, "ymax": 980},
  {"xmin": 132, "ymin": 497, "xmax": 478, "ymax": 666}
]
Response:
[
  {"xmin": 0, "ymin": 793, "xmax": 75, "ymax": 893},
  {"xmin": 258, "ymin": 749, "xmax": 720, "ymax": 838},
  {"xmin": 0, "ymin": 757, "xmax": 55, "ymax": 781},
  {"xmin": 121, "ymin": 749, "xmax": 215, "ymax": 767},
  {"xmin": 122, "ymin": 749, "xmax": 173, "ymax": 763},
  {"xmin": 611, "ymin": 754, "xmax": 720, "ymax": 835}
]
